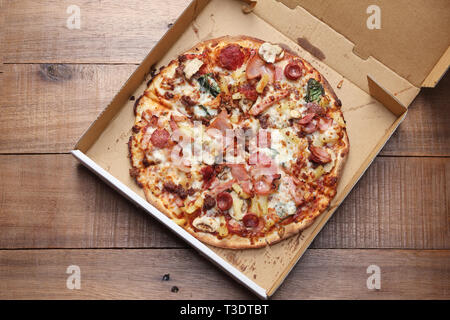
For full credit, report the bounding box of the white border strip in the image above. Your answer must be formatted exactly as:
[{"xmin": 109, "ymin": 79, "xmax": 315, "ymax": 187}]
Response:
[{"xmin": 71, "ymin": 150, "xmax": 268, "ymax": 299}]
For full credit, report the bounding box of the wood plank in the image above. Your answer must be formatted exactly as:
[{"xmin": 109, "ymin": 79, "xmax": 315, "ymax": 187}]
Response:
[
  {"xmin": 1, "ymin": 64, "xmax": 449, "ymax": 154},
  {"xmin": 0, "ymin": 64, "xmax": 137, "ymax": 153},
  {"xmin": 2, "ymin": 0, "xmax": 190, "ymax": 64},
  {"xmin": 381, "ymin": 72, "xmax": 450, "ymax": 156},
  {"xmin": 0, "ymin": 248, "xmax": 448, "ymax": 299},
  {"xmin": 0, "ymin": 155, "xmax": 448, "ymax": 249}
]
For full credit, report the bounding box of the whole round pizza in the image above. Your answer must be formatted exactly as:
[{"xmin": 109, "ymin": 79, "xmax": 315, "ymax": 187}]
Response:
[{"xmin": 128, "ymin": 36, "xmax": 349, "ymax": 249}]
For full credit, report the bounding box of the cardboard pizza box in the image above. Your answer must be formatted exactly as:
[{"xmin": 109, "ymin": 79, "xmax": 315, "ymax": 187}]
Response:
[{"xmin": 71, "ymin": 0, "xmax": 450, "ymax": 299}]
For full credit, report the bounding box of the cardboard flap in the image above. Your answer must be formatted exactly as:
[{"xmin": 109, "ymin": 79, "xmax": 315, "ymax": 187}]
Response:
[{"xmin": 278, "ymin": 0, "xmax": 450, "ymax": 88}]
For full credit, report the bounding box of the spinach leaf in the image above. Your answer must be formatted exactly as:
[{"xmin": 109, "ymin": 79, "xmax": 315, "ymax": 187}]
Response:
[
  {"xmin": 305, "ymin": 78, "xmax": 324, "ymax": 103},
  {"xmin": 197, "ymin": 73, "xmax": 221, "ymax": 97},
  {"xmin": 198, "ymin": 104, "xmax": 211, "ymax": 117}
]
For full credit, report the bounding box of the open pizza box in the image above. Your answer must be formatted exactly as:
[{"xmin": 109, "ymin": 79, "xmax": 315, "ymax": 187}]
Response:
[{"xmin": 71, "ymin": 0, "xmax": 450, "ymax": 299}]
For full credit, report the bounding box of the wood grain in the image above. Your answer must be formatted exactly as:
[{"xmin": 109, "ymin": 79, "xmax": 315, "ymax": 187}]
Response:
[
  {"xmin": 1, "ymin": 64, "xmax": 449, "ymax": 154},
  {"xmin": 0, "ymin": 154, "xmax": 448, "ymax": 249},
  {"xmin": 0, "ymin": 248, "xmax": 448, "ymax": 299},
  {"xmin": 2, "ymin": 0, "xmax": 190, "ymax": 64}
]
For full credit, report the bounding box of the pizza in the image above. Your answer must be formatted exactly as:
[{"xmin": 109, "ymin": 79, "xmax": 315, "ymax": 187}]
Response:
[{"xmin": 128, "ymin": 36, "xmax": 349, "ymax": 249}]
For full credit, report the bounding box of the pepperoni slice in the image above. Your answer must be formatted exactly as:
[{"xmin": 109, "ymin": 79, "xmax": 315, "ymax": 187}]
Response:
[
  {"xmin": 243, "ymin": 214, "xmax": 259, "ymax": 228},
  {"xmin": 216, "ymin": 192, "xmax": 233, "ymax": 211},
  {"xmin": 218, "ymin": 44, "xmax": 245, "ymax": 71},
  {"xmin": 150, "ymin": 128, "xmax": 170, "ymax": 148},
  {"xmin": 284, "ymin": 62, "xmax": 303, "ymax": 80}
]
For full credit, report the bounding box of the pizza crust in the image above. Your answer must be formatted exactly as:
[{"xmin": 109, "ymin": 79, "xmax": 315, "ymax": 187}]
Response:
[{"xmin": 130, "ymin": 35, "xmax": 350, "ymax": 249}]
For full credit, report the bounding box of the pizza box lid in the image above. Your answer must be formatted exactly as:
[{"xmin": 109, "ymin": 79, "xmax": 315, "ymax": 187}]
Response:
[{"xmin": 277, "ymin": 0, "xmax": 450, "ymax": 89}]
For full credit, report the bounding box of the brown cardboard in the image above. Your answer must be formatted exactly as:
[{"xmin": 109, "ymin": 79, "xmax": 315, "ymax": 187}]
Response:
[
  {"xmin": 72, "ymin": 0, "xmax": 447, "ymax": 297},
  {"xmin": 280, "ymin": 0, "xmax": 450, "ymax": 88}
]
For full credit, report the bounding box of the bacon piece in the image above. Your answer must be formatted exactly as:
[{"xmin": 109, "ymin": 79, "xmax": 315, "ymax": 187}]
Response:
[
  {"xmin": 218, "ymin": 44, "xmax": 245, "ymax": 71},
  {"xmin": 297, "ymin": 113, "xmax": 315, "ymax": 125},
  {"xmin": 239, "ymin": 84, "xmax": 258, "ymax": 101},
  {"xmin": 306, "ymin": 102, "xmax": 325, "ymax": 116},
  {"xmin": 229, "ymin": 164, "xmax": 253, "ymax": 194},
  {"xmin": 229, "ymin": 164, "xmax": 250, "ymax": 181},
  {"xmin": 150, "ymin": 129, "xmax": 170, "ymax": 148},
  {"xmin": 211, "ymin": 179, "xmax": 237, "ymax": 195},
  {"xmin": 241, "ymin": 180, "xmax": 253, "ymax": 194},
  {"xmin": 246, "ymin": 53, "xmax": 275, "ymax": 81},
  {"xmin": 286, "ymin": 177, "xmax": 305, "ymax": 206},
  {"xmin": 248, "ymin": 152, "xmax": 272, "ymax": 167},
  {"xmin": 318, "ymin": 117, "xmax": 333, "ymax": 131},
  {"xmin": 309, "ymin": 145, "xmax": 332, "ymax": 164},
  {"xmin": 284, "ymin": 62, "xmax": 303, "ymax": 80},
  {"xmin": 248, "ymin": 90, "xmax": 290, "ymax": 116},
  {"xmin": 217, "ymin": 192, "xmax": 233, "ymax": 211},
  {"xmin": 302, "ymin": 120, "xmax": 318, "ymax": 134},
  {"xmin": 208, "ymin": 109, "xmax": 232, "ymax": 133}
]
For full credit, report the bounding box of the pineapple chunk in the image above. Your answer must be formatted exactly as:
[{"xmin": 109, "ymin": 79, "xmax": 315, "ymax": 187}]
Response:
[
  {"xmin": 218, "ymin": 216, "xmax": 229, "ymax": 237},
  {"xmin": 232, "ymin": 183, "xmax": 251, "ymax": 199},
  {"xmin": 232, "ymin": 92, "xmax": 243, "ymax": 100},
  {"xmin": 230, "ymin": 192, "xmax": 245, "ymax": 221},
  {"xmin": 256, "ymin": 74, "xmax": 269, "ymax": 93},
  {"xmin": 172, "ymin": 217, "xmax": 186, "ymax": 226},
  {"xmin": 250, "ymin": 195, "xmax": 268, "ymax": 216}
]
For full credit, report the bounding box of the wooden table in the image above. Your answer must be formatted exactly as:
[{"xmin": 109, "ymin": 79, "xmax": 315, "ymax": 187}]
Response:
[{"xmin": 0, "ymin": 0, "xmax": 448, "ymax": 299}]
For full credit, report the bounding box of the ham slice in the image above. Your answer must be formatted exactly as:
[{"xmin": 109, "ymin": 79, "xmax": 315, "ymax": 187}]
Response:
[
  {"xmin": 246, "ymin": 53, "xmax": 275, "ymax": 81},
  {"xmin": 208, "ymin": 109, "xmax": 232, "ymax": 133},
  {"xmin": 210, "ymin": 179, "xmax": 237, "ymax": 195},
  {"xmin": 249, "ymin": 90, "xmax": 290, "ymax": 116},
  {"xmin": 318, "ymin": 117, "xmax": 333, "ymax": 131}
]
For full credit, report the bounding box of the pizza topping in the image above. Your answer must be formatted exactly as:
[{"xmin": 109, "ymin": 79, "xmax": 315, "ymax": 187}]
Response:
[
  {"xmin": 242, "ymin": 213, "xmax": 259, "ymax": 228},
  {"xmin": 305, "ymin": 78, "xmax": 324, "ymax": 103},
  {"xmin": 163, "ymin": 181, "xmax": 188, "ymax": 199},
  {"xmin": 309, "ymin": 145, "xmax": 332, "ymax": 164},
  {"xmin": 318, "ymin": 117, "xmax": 333, "ymax": 131},
  {"xmin": 208, "ymin": 109, "xmax": 232, "ymax": 133},
  {"xmin": 130, "ymin": 38, "xmax": 348, "ymax": 248},
  {"xmin": 248, "ymin": 90, "xmax": 290, "ymax": 116},
  {"xmin": 284, "ymin": 62, "xmax": 303, "ymax": 80},
  {"xmin": 239, "ymin": 84, "xmax": 258, "ymax": 101},
  {"xmin": 197, "ymin": 73, "xmax": 221, "ymax": 97},
  {"xmin": 218, "ymin": 44, "xmax": 245, "ymax": 71},
  {"xmin": 253, "ymin": 176, "xmax": 273, "ymax": 195},
  {"xmin": 258, "ymin": 42, "xmax": 284, "ymax": 64},
  {"xmin": 193, "ymin": 216, "xmax": 219, "ymax": 233},
  {"xmin": 229, "ymin": 164, "xmax": 250, "ymax": 181},
  {"xmin": 183, "ymin": 58, "xmax": 204, "ymax": 79},
  {"xmin": 200, "ymin": 165, "xmax": 215, "ymax": 185},
  {"xmin": 306, "ymin": 102, "xmax": 326, "ymax": 116},
  {"xmin": 246, "ymin": 53, "xmax": 275, "ymax": 81},
  {"xmin": 217, "ymin": 192, "xmax": 233, "ymax": 211},
  {"xmin": 202, "ymin": 194, "xmax": 216, "ymax": 210},
  {"xmin": 150, "ymin": 128, "xmax": 170, "ymax": 148},
  {"xmin": 297, "ymin": 113, "xmax": 315, "ymax": 125},
  {"xmin": 180, "ymin": 95, "xmax": 197, "ymax": 107}
]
